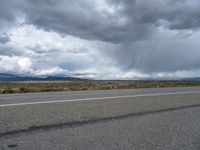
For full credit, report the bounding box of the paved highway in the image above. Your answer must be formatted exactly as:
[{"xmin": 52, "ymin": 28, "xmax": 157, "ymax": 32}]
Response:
[
  {"xmin": 1, "ymin": 87, "xmax": 200, "ymax": 149},
  {"xmin": 1, "ymin": 106, "xmax": 200, "ymax": 150},
  {"xmin": 1, "ymin": 87, "xmax": 200, "ymax": 105}
]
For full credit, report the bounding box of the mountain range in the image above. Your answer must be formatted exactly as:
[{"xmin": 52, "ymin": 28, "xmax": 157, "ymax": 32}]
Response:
[
  {"xmin": 0, "ymin": 73, "xmax": 87, "ymax": 82},
  {"xmin": 0, "ymin": 73, "xmax": 200, "ymax": 82},
  {"xmin": 181, "ymin": 77, "xmax": 200, "ymax": 81}
]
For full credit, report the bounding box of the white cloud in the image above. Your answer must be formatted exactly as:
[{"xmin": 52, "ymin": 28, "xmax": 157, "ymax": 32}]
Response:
[
  {"xmin": 1, "ymin": 0, "xmax": 200, "ymax": 80},
  {"xmin": 1, "ymin": 24, "xmax": 200, "ymax": 79},
  {"xmin": 0, "ymin": 25, "xmax": 115, "ymax": 77},
  {"xmin": 17, "ymin": 57, "xmax": 32, "ymax": 71},
  {"xmin": 0, "ymin": 55, "xmax": 29, "ymax": 74}
]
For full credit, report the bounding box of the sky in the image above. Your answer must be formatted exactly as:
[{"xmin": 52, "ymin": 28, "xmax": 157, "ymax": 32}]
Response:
[{"xmin": 0, "ymin": 0, "xmax": 200, "ymax": 80}]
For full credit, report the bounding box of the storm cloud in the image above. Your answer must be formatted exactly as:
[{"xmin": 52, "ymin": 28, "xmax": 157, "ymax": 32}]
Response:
[{"xmin": 0, "ymin": 0, "xmax": 200, "ymax": 79}]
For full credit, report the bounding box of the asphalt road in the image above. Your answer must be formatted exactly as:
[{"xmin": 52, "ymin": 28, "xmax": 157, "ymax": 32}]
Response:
[
  {"xmin": 1, "ymin": 106, "xmax": 200, "ymax": 150},
  {"xmin": 1, "ymin": 87, "xmax": 200, "ymax": 149},
  {"xmin": 1, "ymin": 87, "xmax": 200, "ymax": 105}
]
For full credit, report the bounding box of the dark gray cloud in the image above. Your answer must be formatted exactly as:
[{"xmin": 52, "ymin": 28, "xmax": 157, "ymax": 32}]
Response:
[
  {"xmin": 1, "ymin": 0, "xmax": 200, "ymax": 43},
  {"xmin": 23, "ymin": 0, "xmax": 200, "ymax": 42},
  {"xmin": 117, "ymin": 0, "xmax": 200, "ymax": 30},
  {"xmin": 0, "ymin": 34, "xmax": 10, "ymax": 44},
  {"xmin": 0, "ymin": 46, "xmax": 19, "ymax": 56},
  {"xmin": 107, "ymin": 37, "xmax": 200, "ymax": 74}
]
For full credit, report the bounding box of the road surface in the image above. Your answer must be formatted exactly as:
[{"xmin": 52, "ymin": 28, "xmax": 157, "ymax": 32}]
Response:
[
  {"xmin": 1, "ymin": 106, "xmax": 200, "ymax": 150},
  {"xmin": 1, "ymin": 87, "xmax": 200, "ymax": 149},
  {"xmin": 1, "ymin": 87, "xmax": 200, "ymax": 106}
]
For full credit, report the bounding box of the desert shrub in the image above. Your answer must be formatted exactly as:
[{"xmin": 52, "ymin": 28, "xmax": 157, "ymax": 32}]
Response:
[
  {"xmin": 1, "ymin": 88, "xmax": 15, "ymax": 94},
  {"xmin": 19, "ymin": 87, "xmax": 32, "ymax": 93}
]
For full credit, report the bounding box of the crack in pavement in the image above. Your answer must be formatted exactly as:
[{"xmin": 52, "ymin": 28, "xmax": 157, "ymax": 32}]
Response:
[{"xmin": 1, "ymin": 104, "xmax": 200, "ymax": 138}]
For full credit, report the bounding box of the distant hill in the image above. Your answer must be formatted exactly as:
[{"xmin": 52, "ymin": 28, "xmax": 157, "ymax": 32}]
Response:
[
  {"xmin": 0, "ymin": 73, "xmax": 87, "ymax": 82},
  {"xmin": 181, "ymin": 77, "xmax": 200, "ymax": 81}
]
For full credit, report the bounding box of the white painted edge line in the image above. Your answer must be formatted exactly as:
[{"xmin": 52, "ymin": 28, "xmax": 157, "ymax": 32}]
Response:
[{"xmin": 1, "ymin": 91, "xmax": 200, "ymax": 107}]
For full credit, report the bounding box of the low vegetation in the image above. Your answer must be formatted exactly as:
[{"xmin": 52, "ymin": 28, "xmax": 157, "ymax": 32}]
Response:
[{"xmin": 0, "ymin": 80, "xmax": 200, "ymax": 94}]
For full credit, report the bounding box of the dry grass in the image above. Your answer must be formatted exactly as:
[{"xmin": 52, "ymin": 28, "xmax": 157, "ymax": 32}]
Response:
[{"xmin": 0, "ymin": 81, "xmax": 200, "ymax": 94}]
